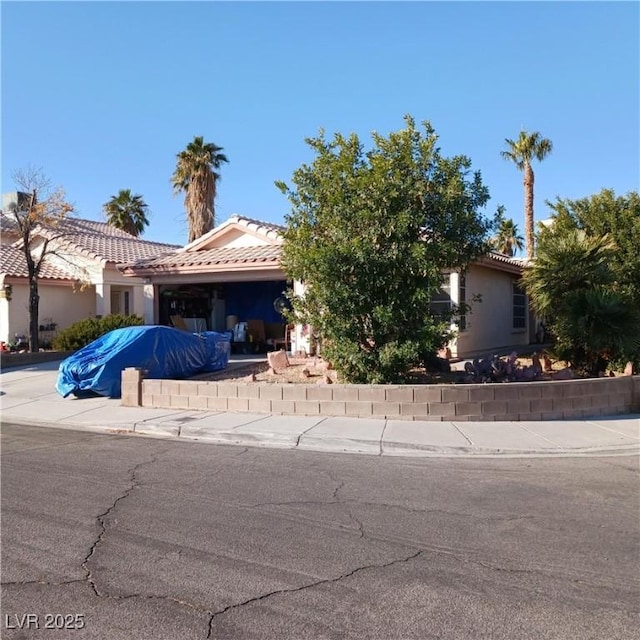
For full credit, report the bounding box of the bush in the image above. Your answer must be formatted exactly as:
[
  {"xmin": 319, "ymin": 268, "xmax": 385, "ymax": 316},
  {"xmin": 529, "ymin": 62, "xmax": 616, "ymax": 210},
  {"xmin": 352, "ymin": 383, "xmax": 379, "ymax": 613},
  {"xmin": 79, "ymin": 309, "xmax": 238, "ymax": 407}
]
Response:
[
  {"xmin": 278, "ymin": 116, "xmax": 493, "ymax": 383},
  {"xmin": 524, "ymin": 229, "xmax": 640, "ymax": 376},
  {"xmin": 53, "ymin": 314, "xmax": 144, "ymax": 352}
]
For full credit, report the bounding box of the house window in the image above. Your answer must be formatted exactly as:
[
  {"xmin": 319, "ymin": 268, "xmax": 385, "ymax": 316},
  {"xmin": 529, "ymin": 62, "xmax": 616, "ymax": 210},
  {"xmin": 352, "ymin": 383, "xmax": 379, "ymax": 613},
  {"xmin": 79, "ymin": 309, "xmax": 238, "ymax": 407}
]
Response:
[
  {"xmin": 110, "ymin": 290, "xmax": 121, "ymax": 315},
  {"xmin": 124, "ymin": 291, "xmax": 130, "ymax": 316},
  {"xmin": 513, "ymin": 282, "xmax": 526, "ymax": 329},
  {"xmin": 430, "ymin": 279, "xmax": 451, "ymax": 319},
  {"xmin": 458, "ymin": 274, "xmax": 466, "ymax": 331}
]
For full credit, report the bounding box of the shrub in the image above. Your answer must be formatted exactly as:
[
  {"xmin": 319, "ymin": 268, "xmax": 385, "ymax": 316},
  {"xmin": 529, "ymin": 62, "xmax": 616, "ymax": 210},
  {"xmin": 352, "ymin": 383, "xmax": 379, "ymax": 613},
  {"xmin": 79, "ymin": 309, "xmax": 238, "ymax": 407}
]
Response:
[
  {"xmin": 53, "ymin": 314, "xmax": 144, "ymax": 352},
  {"xmin": 524, "ymin": 228, "xmax": 640, "ymax": 376},
  {"xmin": 278, "ymin": 115, "xmax": 493, "ymax": 383}
]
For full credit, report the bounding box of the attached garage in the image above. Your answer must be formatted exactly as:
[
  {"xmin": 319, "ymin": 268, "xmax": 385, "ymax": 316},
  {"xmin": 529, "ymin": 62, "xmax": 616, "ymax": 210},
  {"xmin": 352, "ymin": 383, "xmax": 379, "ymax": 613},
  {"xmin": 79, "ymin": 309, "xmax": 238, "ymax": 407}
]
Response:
[{"xmin": 120, "ymin": 215, "xmax": 294, "ymax": 351}]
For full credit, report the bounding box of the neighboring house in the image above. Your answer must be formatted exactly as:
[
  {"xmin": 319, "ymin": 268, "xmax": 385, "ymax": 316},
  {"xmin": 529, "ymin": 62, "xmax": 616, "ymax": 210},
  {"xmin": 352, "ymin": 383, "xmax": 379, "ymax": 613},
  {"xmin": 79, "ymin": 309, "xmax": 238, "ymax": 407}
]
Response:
[
  {"xmin": 0, "ymin": 209, "xmax": 178, "ymax": 346},
  {"xmin": 120, "ymin": 214, "xmax": 532, "ymax": 358},
  {"xmin": 442, "ymin": 254, "xmax": 533, "ymax": 358}
]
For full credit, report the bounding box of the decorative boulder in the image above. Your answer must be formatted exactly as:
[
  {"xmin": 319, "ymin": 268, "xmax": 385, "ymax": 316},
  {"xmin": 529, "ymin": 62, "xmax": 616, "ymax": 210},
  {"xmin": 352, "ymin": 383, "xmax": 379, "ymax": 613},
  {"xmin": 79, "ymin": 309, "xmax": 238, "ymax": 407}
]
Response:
[{"xmin": 267, "ymin": 349, "xmax": 290, "ymax": 372}]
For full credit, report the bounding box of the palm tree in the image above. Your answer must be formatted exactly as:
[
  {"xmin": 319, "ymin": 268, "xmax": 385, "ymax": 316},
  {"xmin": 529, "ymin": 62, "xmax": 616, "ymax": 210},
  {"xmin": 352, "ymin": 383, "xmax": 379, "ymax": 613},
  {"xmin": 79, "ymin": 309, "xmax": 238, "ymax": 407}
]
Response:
[
  {"xmin": 501, "ymin": 130, "xmax": 553, "ymax": 259},
  {"xmin": 492, "ymin": 213, "xmax": 524, "ymax": 257},
  {"xmin": 171, "ymin": 136, "xmax": 229, "ymax": 243},
  {"xmin": 103, "ymin": 189, "xmax": 149, "ymax": 237},
  {"xmin": 521, "ymin": 228, "xmax": 640, "ymax": 374}
]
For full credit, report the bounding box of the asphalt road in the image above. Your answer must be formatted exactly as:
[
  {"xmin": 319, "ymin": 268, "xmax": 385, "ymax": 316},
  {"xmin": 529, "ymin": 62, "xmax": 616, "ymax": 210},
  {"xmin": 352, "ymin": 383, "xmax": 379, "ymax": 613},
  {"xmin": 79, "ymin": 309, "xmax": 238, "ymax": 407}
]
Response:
[{"xmin": 1, "ymin": 423, "xmax": 638, "ymax": 640}]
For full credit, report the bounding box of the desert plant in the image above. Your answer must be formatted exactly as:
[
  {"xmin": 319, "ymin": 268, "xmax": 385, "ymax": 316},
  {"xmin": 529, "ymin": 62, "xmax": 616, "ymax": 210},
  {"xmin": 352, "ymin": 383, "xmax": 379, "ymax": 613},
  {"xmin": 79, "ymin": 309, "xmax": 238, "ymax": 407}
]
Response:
[{"xmin": 523, "ymin": 227, "xmax": 640, "ymax": 375}]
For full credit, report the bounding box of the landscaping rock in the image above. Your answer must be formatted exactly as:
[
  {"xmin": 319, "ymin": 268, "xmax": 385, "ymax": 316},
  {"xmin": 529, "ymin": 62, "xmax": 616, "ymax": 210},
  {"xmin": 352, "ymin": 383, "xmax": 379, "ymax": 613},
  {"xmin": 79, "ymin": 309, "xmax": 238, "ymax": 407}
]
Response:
[
  {"xmin": 552, "ymin": 367, "xmax": 574, "ymax": 380},
  {"xmin": 316, "ymin": 359, "xmax": 333, "ymax": 371},
  {"xmin": 267, "ymin": 349, "xmax": 289, "ymax": 372}
]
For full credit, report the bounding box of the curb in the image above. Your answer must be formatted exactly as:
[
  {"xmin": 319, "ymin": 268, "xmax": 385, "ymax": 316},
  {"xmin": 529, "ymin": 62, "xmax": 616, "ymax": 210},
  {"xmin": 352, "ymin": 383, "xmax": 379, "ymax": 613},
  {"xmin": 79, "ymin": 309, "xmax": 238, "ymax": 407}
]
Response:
[{"xmin": 3, "ymin": 417, "xmax": 639, "ymax": 459}]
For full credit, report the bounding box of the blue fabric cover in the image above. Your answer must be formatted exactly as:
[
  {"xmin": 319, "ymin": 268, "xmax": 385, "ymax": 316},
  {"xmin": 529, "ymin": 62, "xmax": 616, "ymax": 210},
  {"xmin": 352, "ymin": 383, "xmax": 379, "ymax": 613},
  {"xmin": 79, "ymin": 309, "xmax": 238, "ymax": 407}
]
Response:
[{"xmin": 56, "ymin": 325, "xmax": 231, "ymax": 399}]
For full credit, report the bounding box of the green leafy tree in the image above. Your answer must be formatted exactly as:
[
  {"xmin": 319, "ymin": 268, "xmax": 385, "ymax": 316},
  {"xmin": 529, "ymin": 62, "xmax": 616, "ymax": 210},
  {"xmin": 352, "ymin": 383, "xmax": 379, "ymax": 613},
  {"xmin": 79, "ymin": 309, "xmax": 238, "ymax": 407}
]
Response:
[
  {"xmin": 491, "ymin": 205, "xmax": 524, "ymax": 256},
  {"xmin": 171, "ymin": 136, "xmax": 229, "ymax": 243},
  {"xmin": 103, "ymin": 189, "xmax": 150, "ymax": 237},
  {"xmin": 277, "ymin": 115, "xmax": 493, "ymax": 383},
  {"xmin": 523, "ymin": 228, "xmax": 640, "ymax": 375},
  {"xmin": 543, "ymin": 189, "xmax": 640, "ymax": 306},
  {"xmin": 7, "ymin": 168, "xmax": 74, "ymax": 352},
  {"xmin": 501, "ymin": 130, "xmax": 553, "ymax": 259}
]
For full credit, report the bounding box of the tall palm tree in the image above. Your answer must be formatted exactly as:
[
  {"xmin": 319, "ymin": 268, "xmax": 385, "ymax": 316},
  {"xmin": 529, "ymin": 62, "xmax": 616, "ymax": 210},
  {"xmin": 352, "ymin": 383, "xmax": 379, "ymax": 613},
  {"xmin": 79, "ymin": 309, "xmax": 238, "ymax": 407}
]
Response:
[
  {"xmin": 103, "ymin": 189, "xmax": 149, "ymax": 237},
  {"xmin": 501, "ymin": 130, "xmax": 553, "ymax": 259},
  {"xmin": 492, "ymin": 217, "xmax": 524, "ymax": 257},
  {"xmin": 171, "ymin": 136, "xmax": 228, "ymax": 243}
]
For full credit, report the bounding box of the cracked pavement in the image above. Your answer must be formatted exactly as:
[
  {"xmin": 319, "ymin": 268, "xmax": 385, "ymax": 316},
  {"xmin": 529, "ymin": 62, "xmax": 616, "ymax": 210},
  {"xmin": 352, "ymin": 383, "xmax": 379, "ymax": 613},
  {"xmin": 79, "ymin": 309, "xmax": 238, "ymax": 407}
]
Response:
[{"xmin": 1, "ymin": 424, "xmax": 639, "ymax": 639}]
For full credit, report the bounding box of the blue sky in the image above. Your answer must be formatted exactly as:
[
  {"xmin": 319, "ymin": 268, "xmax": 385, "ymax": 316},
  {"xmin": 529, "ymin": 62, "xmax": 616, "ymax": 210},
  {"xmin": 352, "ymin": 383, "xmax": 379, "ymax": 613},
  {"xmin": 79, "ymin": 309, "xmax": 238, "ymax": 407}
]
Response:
[{"xmin": 2, "ymin": 1, "xmax": 638, "ymax": 249}]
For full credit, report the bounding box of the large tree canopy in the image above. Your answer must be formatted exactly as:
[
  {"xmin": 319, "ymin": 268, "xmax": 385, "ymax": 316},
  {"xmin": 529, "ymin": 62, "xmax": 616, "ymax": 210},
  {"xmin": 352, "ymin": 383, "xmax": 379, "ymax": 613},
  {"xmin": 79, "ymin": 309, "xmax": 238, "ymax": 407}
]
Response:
[{"xmin": 277, "ymin": 116, "xmax": 494, "ymax": 383}]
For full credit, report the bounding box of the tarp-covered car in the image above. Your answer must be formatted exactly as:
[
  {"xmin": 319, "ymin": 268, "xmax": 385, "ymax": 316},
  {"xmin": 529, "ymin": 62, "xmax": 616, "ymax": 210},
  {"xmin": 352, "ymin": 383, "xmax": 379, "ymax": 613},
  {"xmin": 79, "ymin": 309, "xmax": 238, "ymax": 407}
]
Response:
[{"xmin": 56, "ymin": 325, "xmax": 231, "ymax": 399}]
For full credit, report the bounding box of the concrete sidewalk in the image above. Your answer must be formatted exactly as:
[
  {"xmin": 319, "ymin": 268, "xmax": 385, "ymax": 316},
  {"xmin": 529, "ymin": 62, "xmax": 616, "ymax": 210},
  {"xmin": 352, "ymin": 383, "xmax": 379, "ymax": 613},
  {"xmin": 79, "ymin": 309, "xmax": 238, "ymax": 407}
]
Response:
[{"xmin": 1, "ymin": 360, "xmax": 638, "ymax": 458}]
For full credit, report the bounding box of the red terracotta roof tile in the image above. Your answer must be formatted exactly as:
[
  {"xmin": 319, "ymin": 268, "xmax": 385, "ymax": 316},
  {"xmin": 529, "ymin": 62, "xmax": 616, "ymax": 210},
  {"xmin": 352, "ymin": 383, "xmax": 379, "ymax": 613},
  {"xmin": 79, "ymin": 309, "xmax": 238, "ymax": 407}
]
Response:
[
  {"xmin": 126, "ymin": 244, "xmax": 282, "ymax": 271},
  {"xmin": 0, "ymin": 244, "xmax": 77, "ymax": 280}
]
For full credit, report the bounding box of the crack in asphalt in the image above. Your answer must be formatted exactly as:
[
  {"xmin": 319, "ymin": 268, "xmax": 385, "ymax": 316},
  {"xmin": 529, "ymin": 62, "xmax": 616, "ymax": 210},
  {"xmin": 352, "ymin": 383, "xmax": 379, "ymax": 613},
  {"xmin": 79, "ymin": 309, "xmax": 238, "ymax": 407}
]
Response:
[
  {"xmin": 1, "ymin": 578, "xmax": 85, "ymax": 587},
  {"xmin": 205, "ymin": 549, "xmax": 424, "ymax": 639},
  {"xmin": 80, "ymin": 449, "xmax": 168, "ymax": 597}
]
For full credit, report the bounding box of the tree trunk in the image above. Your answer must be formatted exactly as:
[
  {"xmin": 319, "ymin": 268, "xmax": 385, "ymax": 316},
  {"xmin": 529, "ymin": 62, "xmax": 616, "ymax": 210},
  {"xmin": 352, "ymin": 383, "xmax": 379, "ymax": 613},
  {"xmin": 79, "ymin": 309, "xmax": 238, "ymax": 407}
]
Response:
[
  {"xmin": 524, "ymin": 163, "xmax": 535, "ymax": 259},
  {"xmin": 28, "ymin": 278, "xmax": 40, "ymax": 352}
]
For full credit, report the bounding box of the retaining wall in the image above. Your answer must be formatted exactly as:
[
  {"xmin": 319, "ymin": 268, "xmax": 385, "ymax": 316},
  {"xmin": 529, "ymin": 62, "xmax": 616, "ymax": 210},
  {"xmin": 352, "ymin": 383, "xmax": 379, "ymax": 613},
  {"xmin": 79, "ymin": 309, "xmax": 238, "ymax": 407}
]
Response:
[{"xmin": 122, "ymin": 369, "xmax": 640, "ymax": 421}]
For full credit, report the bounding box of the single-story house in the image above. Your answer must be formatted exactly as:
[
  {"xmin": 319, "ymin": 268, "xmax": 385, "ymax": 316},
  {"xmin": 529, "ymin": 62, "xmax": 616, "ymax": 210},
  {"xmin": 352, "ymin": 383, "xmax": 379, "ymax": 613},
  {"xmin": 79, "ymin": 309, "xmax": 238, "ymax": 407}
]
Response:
[
  {"xmin": 0, "ymin": 207, "xmax": 178, "ymax": 346},
  {"xmin": 119, "ymin": 214, "xmax": 534, "ymax": 358}
]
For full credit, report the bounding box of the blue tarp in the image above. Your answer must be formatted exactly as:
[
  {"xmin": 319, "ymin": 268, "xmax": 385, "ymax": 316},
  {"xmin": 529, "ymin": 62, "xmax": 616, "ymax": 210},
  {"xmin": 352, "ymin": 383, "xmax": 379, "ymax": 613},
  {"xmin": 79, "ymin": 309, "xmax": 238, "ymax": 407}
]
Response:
[{"xmin": 56, "ymin": 325, "xmax": 231, "ymax": 399}]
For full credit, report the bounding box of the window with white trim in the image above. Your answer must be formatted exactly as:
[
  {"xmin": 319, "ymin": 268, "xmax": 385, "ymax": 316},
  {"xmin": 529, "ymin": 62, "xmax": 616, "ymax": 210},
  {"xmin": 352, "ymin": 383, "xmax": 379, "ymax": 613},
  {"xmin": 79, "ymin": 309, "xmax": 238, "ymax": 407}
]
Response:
[{"xmin": 513, "ymin": 282, "xmax": 526, "ymax": 329}]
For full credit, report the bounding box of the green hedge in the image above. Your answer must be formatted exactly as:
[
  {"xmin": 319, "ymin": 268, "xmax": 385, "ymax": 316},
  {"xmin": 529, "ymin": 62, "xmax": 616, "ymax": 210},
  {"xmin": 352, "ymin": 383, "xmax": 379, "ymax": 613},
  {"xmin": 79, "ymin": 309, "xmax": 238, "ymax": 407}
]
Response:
[{"xmin": 52, "ymin": 314, "xmax": 145, "ymax": 352}]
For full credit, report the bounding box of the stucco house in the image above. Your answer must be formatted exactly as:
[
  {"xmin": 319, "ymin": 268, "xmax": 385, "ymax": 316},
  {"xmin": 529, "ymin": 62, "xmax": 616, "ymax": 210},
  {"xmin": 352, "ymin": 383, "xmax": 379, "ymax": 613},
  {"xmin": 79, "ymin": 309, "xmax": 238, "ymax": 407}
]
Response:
[
  {"xmin": 0, "ymin": 208, "xmax": 178, "ymax": 346},
  {"xmin": 119, "ymin": 214, "xmax": 533, "ymax": 358}
]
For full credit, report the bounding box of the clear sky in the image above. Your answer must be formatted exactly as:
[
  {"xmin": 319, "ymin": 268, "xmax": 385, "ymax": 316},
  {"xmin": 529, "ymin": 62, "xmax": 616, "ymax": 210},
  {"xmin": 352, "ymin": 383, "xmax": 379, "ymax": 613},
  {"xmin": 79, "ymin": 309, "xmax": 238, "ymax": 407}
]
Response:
[{"xmin": 2, "ymin": 1, "xmax": 638, "ymax": 250}]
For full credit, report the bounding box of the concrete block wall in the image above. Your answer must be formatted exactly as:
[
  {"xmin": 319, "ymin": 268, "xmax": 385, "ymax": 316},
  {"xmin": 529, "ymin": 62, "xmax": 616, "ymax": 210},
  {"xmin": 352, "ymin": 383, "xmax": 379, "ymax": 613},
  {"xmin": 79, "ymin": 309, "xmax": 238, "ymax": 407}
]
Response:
[{"xmin": 122, "ymin": 369, "xmax": 640, "ymax": 421}]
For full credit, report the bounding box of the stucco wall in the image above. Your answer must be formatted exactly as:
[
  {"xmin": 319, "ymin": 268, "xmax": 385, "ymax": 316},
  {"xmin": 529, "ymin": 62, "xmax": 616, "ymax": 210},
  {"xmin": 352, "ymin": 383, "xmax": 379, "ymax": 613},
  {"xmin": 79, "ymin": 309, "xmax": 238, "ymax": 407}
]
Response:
[
  {"xmin": 1, "ymin": 282, "xmax": 95, "ymax": 343},
  {"xmin": 453, "ymin": 264, "xmax": 529, "ymax": 358}
]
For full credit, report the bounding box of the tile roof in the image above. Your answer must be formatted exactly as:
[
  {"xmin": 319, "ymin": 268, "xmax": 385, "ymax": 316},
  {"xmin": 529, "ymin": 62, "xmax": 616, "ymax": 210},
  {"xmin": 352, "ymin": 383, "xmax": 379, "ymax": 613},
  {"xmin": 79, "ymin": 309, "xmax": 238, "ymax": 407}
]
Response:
[
  {"xmin": 0, "ymin": 244, "xmax": 77, "ymax": 280},
  {"xmin": 25, "ymin": 216, "xmax": 179, "ymax": 265},
  {"xmin": 180, "ymin": 214, "xmax": 284, "ymax": 252},
  {"xmin": 228, "ymin": 214, "xmax": 285, "ymax": 238},
  {"xmin": 479, "ymin": 251, "xmax": 528, "ymax": 273},
  {"xmin": 125, "ymin": 244, "xmax": 282, "ymax": 272},
  {"xmin": 2, "ymin": 214, "xmax": 180, "ymax": 278}
]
